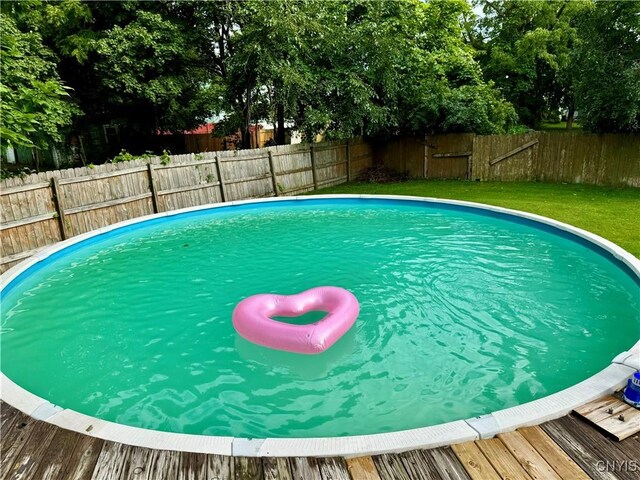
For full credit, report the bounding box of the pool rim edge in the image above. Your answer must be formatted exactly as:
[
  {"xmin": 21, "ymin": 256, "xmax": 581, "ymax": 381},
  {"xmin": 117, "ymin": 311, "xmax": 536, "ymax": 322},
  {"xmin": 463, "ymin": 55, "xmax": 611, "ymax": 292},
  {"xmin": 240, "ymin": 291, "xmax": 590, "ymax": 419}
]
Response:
[{"xmin": 1, "ymin": 193, "xmax": 639, "ymax": 457}]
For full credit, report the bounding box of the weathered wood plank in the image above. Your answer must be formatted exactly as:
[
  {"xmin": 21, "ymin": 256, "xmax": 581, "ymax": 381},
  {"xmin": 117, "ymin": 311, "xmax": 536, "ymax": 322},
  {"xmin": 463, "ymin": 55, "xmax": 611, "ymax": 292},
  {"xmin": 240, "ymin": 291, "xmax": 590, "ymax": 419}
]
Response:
[
  {"xmin": 0, "ymin": 412, "xmax": 39, "ymax": 479},
  {"xmin": 397, "ymin": 451, "xmax": 440, "ymax": 480},
  {"xmin": 233, "ymin": 457, "xmax": 262, "ymax": 480},
  {"xmin": 540, "ymin": 417, "xmax": 620, "ymax": 480},
  {"xmin": 309, "ymin": 145, "xmax": 318, "ymax": 190},
  {"xmin": 497, "ymin": 430, "xmax": 561, "ymax": 480},
  {"xmin": 316, "ymin": 457, "xmax": 349, "ymax": 480},
  {"xmin": 345, "ymin": 456, "xmax": 381, "ymax": 480},
  {"xmin": 147, "ymin": 164, "xmax": 160, "ymax": 213},
  {"xmin": 60, "ymin": 435, "xmax": 105, "ymax": 480},
  {"xmin": 178, "ymin": 452, "xmax": 231, "ymax": 480},
  {"xmin": 3, "ymin": 420, "xmax": 58, "ymax": 480},
  {"xmin": 574, "ymin": 396, "xmax": 620, "ymax": 417},
  {"xmin": 134, "ymin": 449, "xmax": 180, "ymax": 480},
  {"xmin": 518, "ymin": 426, "xmax": 590, "ymax": 480},
  {"xmin": 58, "ymin": 167, "xmax": 148, "ymax": 185},
  {"xmin": 157, "ymin": 182, "xmax": 220, "ymax": 197},
  {"xmin": 488, "ymin": 140, "xmax": 539, "ymax": 166},
  {"xmin": 290, "ymin": 457, "xmax": 321, "ymax": 480},
  {"xmin": 426, "ymin": 447, "xmax": 472, "ymax": 480},
  {"xmin": 474, "ymin": 438, "xmax": 531, "ymax": 480},
  {"xmin": 30, "ymin": 428, "xmax": 81, "ymax": 480},
  {"xmin": 153, "ymin": 159, "xmax": 218, "ymax": 170},
  {"xmin": 451, "ymin": 441, "xmax": 501, "ymax": 480},
  {"xmin": 0, "ymin": 212, "xmax": 56, "ymax": 231},
  {"xmin": 219, "ymin": 154, "xmax": 269, "ymax": 163},
  {"xmin": 64, "ymin": 192, "xmax": 152, "ymax": 215},
  {"xmin": 0, "ymin": 182, "xmax": 51, "ymax": 196},
  {"xmin": 575, "ymin": 395, "xmax": 640, "ymax": 441},
  {"xmin": 432, "ymin": 152, "xmax": 472, "ymax": 158},
  {"xmin": 90, "ymin": 443, "xmax": 131, "ymax": 480},
  {"xmin": 0, "ymin": 402, "xmax": 20, "ymax": 440},
  {"xmin": 262, "ymin": 458, "xmax": 292, "ymax": 480},
  {"xmin": 346, "ymin": 141, "xmax": 351, "ymax": 182},
  {"xmin": 223, "ymin": 173, "xmax": 272, "ymax": 186},
  {"xmin": 267, "ymin": 151, "xmax": 279, "ymax": 197},
  {"xmin": 372, "ymin": 454, "xmax": 410, "ymax": 480},
  {"xmin": 50, "ymin": 177, "xmax": 69, "ymax": 239}
]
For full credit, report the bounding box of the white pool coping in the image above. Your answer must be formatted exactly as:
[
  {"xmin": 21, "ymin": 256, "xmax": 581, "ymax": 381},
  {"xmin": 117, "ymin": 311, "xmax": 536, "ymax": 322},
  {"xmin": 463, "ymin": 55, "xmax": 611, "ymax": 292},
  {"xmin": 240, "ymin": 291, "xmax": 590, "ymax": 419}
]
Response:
[{"xmin": 1, "ymin": 194, "xmax": 639, "ymax": 457}]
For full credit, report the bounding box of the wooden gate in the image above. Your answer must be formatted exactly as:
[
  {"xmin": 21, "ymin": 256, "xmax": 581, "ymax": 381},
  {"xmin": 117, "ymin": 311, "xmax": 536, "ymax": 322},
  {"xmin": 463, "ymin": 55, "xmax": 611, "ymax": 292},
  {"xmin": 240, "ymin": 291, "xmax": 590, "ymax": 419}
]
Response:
[
  {"xmin": 472, "ymin": 133, "xmax": 540, "ymax": 181},
  {"xmin": 426, "ymin": 134, "xmax": 475, "ymax": 180}
]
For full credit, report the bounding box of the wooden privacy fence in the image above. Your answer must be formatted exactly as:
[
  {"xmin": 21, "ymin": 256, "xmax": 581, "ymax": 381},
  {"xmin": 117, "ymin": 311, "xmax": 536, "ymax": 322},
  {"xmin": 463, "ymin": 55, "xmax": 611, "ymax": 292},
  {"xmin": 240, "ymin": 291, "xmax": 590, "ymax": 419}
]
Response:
[
  {"xmin": 380, "ymin": 132, "xmax": 640, "ymax": 186},
  {"xmin": 0, "ymin": 139, "xmax": 373, "ymax": 273}
]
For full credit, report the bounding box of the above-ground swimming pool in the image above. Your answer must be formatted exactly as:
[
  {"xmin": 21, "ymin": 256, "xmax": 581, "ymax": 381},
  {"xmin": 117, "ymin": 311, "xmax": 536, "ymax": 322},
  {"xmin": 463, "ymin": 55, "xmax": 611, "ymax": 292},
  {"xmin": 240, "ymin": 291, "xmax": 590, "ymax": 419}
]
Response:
[{"xmin": 1, "ymin": 195, "xmax": 639, "ymax": 453}]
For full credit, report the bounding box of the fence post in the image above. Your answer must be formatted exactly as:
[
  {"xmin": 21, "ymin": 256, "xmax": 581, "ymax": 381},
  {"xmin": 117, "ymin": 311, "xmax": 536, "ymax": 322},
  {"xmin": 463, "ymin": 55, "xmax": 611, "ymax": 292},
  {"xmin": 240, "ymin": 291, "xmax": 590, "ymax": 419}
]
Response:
[
  {"xmin": 215, "ymin": 154, "xmax": 227, "ymax": 202},
  {"xmin": 268, "ymin": 150, "xmax": 279, "ymax": 197},
  {"xmin": 346, "ymin": 140, "xmax": 351, "ymax": 182},
  {"xmin": 147, "ymin": 163, "xmax": 159, "ymax": 213},
  {"xmin": 310, "ymin": 144, "xmax": 318, "ymax": 190},
  {"xmin": 423, "ymin": 134, "xmax": 429, "ymax": 178},
  {"xmin": 51, "ymin": 177, "xmax": 69, "ymax": 240}
]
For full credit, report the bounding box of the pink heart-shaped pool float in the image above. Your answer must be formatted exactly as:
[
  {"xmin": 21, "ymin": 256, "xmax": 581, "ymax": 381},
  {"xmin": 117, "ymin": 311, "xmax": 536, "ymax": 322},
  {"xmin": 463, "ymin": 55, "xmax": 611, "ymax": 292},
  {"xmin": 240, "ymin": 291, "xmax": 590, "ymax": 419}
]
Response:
[{"xmin": 232, "ymin": 286, "xmax": 359, "ymax": 354}]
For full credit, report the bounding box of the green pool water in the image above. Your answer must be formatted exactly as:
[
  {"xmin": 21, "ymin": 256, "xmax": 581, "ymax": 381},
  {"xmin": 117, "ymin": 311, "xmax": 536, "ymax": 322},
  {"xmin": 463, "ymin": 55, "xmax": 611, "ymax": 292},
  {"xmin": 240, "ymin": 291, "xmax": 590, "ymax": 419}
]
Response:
[{"xmin": 1, "ymin": 198, "xmax": 638, "ymax": 438}]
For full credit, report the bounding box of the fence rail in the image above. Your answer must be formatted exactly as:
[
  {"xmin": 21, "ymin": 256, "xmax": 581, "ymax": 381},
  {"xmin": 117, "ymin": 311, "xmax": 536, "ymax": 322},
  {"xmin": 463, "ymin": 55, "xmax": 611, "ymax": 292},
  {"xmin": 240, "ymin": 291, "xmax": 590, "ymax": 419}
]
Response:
[{"xmin": 0, "ymin": 139, "xmax": 373, "ymax": 272}]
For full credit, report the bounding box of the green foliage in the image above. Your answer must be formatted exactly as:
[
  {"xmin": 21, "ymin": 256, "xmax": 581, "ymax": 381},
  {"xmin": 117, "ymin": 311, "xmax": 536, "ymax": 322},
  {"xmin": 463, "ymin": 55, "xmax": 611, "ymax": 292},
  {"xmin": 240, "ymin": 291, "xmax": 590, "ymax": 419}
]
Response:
[
  {"xmin": 572, "ymin": 1, "xmax": 640, "ymax": 132},
  {"xmin": 0, "ymin": 14, "xmax": 78, "ymax": 152},
  {"xmin": 221, "ymin": 0, "xmax": 515, "ymax": 143},
  {"xmin": 474, "ymin": 0, "xmax": 590, "ymax": 128},
  {"xmin": 110, "ymin": 149, "xmax": 153, "ymax": 163},
  {"xmin": 0, "ymin": 165, "xmax": 36, "ymax": 180},
  {"xmin": 159, "ymin": 149, "xmax": 171, "ymax": 165}
]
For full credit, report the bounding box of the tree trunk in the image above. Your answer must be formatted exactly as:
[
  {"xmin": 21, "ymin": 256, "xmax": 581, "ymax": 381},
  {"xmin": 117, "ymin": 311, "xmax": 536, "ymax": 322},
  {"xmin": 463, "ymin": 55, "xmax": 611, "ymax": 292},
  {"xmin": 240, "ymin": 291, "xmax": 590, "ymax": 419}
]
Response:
[
  {"xmin": 566, "ymin": 107, "xmax": 575, "ymax": 130},
  {"xmin": 242, "ymin": 85, "xmax": 252, "ymax": 149},
  {"xmin": 276, "ymin": 103, "xmax": 285, "ymax": 145}
]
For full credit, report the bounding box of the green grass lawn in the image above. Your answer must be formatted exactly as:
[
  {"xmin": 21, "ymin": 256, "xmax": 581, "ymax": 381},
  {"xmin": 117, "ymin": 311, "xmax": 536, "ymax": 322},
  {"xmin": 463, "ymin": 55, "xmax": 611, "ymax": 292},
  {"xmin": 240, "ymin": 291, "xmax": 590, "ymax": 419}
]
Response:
[
  {"xmin": 313, "ymin": 180, "xmax": 640, "ymax": 258},
  {"xmin": 540, "ymin": 121, "xmax": 582, "ymax": 131}
]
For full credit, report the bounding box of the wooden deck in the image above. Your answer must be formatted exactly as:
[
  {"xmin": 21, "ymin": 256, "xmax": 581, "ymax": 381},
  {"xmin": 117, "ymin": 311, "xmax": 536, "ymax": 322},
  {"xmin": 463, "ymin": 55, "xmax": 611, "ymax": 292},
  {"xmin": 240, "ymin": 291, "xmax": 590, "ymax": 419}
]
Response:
[{"xmin": 1, "ymin": 400, "xmax": 640, "ymax": 480}]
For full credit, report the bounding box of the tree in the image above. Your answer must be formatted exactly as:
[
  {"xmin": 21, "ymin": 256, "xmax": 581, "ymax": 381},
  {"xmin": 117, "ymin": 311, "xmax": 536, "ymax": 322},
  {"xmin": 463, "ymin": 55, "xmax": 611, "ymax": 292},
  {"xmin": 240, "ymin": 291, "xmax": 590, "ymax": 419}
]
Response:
[
  {"xmin": 572, "ymin": 0, "xmax": 640, "ymax": 132},
  {"xmin": 473, "ymin": 0, "xmax": 589, "ymax": 128},
  {"xmin": 221, "ymin": 0, "xmax": 515, "ymax": 144},
  {"xmin": 0, "ymin": 14, "xmax": 78, "ymax": 154},
  {"xmin": 6, "ymin": 0, "xmax": 220, "ymax": 140}
]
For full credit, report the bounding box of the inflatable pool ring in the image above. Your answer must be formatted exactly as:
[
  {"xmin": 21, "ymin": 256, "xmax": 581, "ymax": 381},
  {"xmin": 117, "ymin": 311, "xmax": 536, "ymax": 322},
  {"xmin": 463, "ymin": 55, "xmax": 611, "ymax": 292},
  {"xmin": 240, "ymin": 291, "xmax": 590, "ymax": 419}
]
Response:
[{"xmin": 232, "ymin": 286, "xmax": 359, "ymax": 354}]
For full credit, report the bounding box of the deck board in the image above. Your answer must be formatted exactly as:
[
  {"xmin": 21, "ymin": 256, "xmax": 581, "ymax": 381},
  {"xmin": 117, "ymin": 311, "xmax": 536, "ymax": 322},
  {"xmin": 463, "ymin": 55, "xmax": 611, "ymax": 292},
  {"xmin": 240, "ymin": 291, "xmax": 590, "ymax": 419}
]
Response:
[
  {"xmin": 262, "ymin": 458, "xmax": 292, "ymax": 480},
  {"xmin": 451, "ymin": 441, "xmax": 501, "ymax": 480},
  {"xmin": 60, "ymin": 434, "xmax": 105, "ymax": 480},
  {"xmin": 0, "ymin": 411, "xmax": 41, "ymax": 479},
  {"xmin": 317, "ymin": 457, "xmax": 350, "ymax": 480},
  {"xmin": 289, "ymin": 457, "xmax": 321, "ymax": 480},
  {"xmin": 475, "ymin": 438, "xmax": 532, "ymax": 480},
  {"xmin": 30, "ymin": 428, "xmax": 81, "ymax": 480},
  {"xmin": 1, "ymin": 401, "xmax": 639, "ymax": 480},
  {"xmin": 518, "ymin": 426, "xmax": 589, "ymax": 480},
  {"xmin": 497, "ymin": 430, "xmax": 562, "ymax": 480},
  {"xmin": 3, "ymin": 420, "xmax": 58, "ymax": 480},
  {"xmin": 90, "ymin": 443, "xmax": 131, "ymax": 480},
  {"xmin": 575, "ymin": 395, "xmax": 640, "ymax": 441},
  {"xmin": 372, "ymin": 454, "xmax": 410, "ymax": 480},
  {"xmin": 345, "ymin": 456, "xmax": 380, "ymax": 480},
  {"xmin": 397, "ymin": 450, "xmax": 440, "ymax": 479},
  {"xmin": 234, "ymin": 457, "xmax": 262, "ymax": 480},
  {"xmin": 426, "ymin": 447, "xmax": 472, "ymax": 480},
  {"xmin": 541, "ymin": 416, "xmax": 625, "ymax": 480}
]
